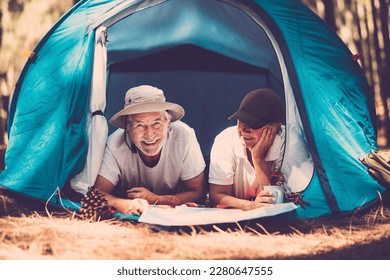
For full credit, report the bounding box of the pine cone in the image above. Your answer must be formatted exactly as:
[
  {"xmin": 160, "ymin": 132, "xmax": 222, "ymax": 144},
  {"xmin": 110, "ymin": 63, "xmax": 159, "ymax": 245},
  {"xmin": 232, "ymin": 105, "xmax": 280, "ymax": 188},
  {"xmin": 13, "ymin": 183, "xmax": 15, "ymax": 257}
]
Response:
[{"xmin": 79, "ymin": 186, "xmax": 116, "ymax": 221}]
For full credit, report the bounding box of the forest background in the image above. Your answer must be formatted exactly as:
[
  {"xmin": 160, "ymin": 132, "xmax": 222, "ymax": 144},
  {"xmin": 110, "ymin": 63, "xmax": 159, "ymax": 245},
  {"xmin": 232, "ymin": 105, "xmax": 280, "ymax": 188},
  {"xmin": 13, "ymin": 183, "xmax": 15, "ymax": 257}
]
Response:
[{"xmin": 0, "ymin": 0, "xmax": 389, "ymax": 149}]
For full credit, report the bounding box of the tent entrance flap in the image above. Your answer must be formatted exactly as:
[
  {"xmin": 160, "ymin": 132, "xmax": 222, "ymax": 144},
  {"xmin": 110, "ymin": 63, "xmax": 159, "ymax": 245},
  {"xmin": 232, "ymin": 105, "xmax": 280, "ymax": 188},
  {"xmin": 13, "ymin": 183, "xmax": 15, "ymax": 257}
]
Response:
[{"xmin": 106, "ymin": 45, "xmax": 281, "ymax": 157}]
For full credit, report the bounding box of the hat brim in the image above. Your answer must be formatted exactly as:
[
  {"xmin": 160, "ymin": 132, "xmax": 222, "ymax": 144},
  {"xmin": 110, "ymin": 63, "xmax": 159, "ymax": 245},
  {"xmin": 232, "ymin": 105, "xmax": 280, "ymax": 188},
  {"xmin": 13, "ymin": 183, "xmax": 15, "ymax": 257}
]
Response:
[
  {"xmin": 109, "ymin": 102, "xmax": 185, "ymax": 129},
  {"xmin": 228, "ymin": 110, "xmax": 268, "ymax": 129}
]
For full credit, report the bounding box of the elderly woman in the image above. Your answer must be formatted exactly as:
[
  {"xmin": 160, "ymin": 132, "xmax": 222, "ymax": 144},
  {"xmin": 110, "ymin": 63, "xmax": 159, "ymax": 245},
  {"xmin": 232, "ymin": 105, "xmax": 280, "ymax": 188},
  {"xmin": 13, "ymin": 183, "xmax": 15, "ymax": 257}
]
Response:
[{"xmin": 209, "ymin": 88, "xmax": 285, "ymax": 210}]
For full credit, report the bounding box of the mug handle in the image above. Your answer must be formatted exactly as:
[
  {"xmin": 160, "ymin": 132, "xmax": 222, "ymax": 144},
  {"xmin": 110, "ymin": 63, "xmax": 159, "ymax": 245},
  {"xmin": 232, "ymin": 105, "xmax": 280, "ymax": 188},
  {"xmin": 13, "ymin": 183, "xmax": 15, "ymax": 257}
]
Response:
[{"xmin": 275, "ymin": 190, "xmax": 283, "ymax": 203}]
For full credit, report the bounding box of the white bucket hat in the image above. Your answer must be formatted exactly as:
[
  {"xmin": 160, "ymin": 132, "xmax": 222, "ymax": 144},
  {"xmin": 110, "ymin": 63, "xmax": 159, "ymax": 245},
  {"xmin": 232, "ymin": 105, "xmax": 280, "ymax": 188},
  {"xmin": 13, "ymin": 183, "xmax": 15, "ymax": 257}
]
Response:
[{"xmin": 109, "ymin": 85, "xmax": 185, "ymax": 129}]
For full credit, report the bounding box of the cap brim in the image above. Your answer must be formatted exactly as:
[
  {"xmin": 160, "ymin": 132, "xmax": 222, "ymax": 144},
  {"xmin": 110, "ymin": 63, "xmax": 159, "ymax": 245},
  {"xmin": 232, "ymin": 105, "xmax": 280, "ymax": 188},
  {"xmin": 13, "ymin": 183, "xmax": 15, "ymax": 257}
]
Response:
[
  {"xmin": 109, "ymin": 102, "xmax": 185, "ymax": 129},
  {"xmin": 228, "ymin": 110, "xmax": 267, "ymax": 129}
]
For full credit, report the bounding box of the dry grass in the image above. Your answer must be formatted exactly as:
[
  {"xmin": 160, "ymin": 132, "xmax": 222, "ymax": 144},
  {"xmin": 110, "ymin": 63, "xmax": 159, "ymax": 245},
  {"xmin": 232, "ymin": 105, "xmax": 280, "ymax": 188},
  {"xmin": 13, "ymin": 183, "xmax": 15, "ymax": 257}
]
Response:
[{"xmin": 1, "ymin": 188, "xmax": 390, "ymax": 260}]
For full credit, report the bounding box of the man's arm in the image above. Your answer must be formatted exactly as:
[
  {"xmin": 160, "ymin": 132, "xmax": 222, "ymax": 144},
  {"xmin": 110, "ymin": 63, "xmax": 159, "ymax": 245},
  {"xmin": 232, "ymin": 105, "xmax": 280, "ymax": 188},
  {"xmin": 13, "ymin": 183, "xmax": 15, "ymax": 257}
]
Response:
[
  {"xmin": 174, "ymin": 171, "xmax": 206, "ymax": 205},
  {"xmin": 127, "ymin": 172, "xmax": 206, "ymax": 206},
  {"xmin": 94, "ymin": 175, "xmax": 148, "ymax": 215}
]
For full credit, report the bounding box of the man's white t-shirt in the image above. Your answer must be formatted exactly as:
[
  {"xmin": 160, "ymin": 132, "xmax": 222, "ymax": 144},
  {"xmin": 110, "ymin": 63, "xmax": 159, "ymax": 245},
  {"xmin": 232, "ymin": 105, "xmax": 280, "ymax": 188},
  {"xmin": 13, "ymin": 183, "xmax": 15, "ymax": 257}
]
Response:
[
  {"xmin": 98, "ymin": 121, "xmax": 205, "ymax": 196},
  {"xmin": 208, "ymin": 126, "xmax": 285, "ymax": 200}
]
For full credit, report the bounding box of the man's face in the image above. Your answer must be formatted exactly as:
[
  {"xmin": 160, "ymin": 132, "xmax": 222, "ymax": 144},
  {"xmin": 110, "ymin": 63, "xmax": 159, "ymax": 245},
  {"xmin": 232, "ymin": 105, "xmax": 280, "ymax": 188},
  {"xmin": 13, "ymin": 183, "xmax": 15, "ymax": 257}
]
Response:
[
  {"xmin": 127, "ymin": 112, "xmax": 170, "ymax": 157},
  {"xmin": 237, "ymin": 120, "xmax": 265, "ymax": 151}
]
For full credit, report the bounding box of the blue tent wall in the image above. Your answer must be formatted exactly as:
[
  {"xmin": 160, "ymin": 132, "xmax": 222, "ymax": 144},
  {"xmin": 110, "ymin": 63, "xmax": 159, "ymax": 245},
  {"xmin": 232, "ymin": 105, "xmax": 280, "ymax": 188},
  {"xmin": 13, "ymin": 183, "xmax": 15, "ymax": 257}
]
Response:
[
  {"xmin": 0, "ymin": 0, "xmax": 384, "ymax": 219},
  {"xmin": 0, "ymin": 1, "xmax": 96, "ymax": 200},
  {"xmin": 255, "ymin": 0, "xmax": 383, "ymax": 217}
]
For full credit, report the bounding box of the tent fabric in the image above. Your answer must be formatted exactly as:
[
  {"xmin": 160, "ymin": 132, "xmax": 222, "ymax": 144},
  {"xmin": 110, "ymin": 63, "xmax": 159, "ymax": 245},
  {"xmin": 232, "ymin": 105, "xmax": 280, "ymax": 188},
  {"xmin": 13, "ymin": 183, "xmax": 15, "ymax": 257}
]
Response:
[
  {"xmin": 0, "ymin": 2, "xmax": 95, "ymax": 200},
  {"xmin": 70, "ymin": 26, "xmax": 109, "ymax": 194},
  {"xmin": 0, "ymin": 0, "xmax": 384, "ymax": 223},
  {"xmin": 258, "ymin": 0, "xmax": 381, "ymax": 216}
]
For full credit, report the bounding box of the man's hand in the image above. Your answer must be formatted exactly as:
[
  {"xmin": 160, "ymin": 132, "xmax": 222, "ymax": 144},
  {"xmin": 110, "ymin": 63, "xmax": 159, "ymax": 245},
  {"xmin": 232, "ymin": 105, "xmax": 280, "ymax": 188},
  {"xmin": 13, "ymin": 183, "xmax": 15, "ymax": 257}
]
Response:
[
  {"xmin": 113, "ymin": 198, "xmax": 149, "ymax": 215},
  {"xmin": 127, "ymin": 198, "xmax": 149, "ymax": 215},
  {"xmin": 127, "ymin": 187, "xmax": 159, "ymax": 204}
]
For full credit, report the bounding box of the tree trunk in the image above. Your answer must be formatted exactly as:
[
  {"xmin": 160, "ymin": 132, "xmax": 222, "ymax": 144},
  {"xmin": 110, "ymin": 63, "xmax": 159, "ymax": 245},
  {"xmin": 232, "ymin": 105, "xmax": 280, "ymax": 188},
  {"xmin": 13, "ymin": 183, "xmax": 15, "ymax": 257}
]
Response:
[
  {"xmin": 363, "ymin": 4, "xmax": 375, "ymax": 90},
  {"xmin": 352, "ymin": 0, "xmax": 366, "ymax": 71},
  {"xmin": 0, "ymin": 10, "xmax": 3, "ymax": 48},
  {"xmin": 370, "ymin": 0, "xmax": 382, "ymax": 75},
  {"xmin": 379, "ymin": 0, "xmax": 390, "ymax": 147},
  {"xmin": 322, "ymin": 0, "xmax": 337, "ymax": 32},
  {"xmin": 369, "ymin": 0, "xmax": 387, "ymax": 147},
  {"xmin": 0, "ymin": 9, "xmax": 3, "ymax": 145},
  {"xmin": 379, "ymin": 0, "xmax": 390, "ymax": 99}
]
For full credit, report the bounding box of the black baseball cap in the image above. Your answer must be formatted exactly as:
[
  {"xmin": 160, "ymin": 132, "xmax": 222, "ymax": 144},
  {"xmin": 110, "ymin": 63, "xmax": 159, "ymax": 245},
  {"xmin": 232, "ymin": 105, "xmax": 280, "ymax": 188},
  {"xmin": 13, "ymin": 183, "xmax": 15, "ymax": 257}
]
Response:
[{"xmin": 229, "ymin": 88, "xmax": 283, "ymax": 129}]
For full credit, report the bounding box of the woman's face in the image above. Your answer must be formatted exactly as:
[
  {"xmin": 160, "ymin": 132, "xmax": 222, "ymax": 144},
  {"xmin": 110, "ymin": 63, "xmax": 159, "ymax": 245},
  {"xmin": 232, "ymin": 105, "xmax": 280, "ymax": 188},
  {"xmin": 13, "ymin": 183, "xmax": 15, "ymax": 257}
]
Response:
[{"xmin": 237, "ymin": 120, "xmax": 265, "ymax": 151}]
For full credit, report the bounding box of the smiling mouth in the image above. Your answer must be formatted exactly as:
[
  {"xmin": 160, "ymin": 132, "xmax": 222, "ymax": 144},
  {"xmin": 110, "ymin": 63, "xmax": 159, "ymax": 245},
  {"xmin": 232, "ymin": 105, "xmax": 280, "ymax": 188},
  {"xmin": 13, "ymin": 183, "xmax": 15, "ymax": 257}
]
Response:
[{"xmin": 142, "ymin": 139, "xmax": 159, "ymax": 145}]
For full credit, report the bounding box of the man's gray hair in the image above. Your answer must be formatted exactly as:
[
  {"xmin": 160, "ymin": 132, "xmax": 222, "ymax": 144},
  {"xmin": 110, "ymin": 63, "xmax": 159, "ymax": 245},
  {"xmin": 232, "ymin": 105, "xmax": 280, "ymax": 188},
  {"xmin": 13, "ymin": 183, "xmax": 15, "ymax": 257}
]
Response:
[{"xmin": 126, "ymin": 111, "xmax": 171, "ymax": 123}]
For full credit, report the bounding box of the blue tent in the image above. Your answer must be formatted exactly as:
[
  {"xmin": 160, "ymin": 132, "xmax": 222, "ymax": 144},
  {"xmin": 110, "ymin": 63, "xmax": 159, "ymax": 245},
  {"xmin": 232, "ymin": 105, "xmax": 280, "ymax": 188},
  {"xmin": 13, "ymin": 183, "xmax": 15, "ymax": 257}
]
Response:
[{"xmin": 0, "ymin": 0, "xmax": 383, "ymax": 221}]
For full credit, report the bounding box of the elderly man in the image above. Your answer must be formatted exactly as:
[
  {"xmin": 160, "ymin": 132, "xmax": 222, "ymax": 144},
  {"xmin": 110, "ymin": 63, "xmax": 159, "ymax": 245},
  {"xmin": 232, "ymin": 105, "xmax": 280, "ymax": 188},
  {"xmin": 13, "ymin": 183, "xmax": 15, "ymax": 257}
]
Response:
[{"xmin": 95, "ymin": 85, "xmax": 206, "ymax": 215}]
